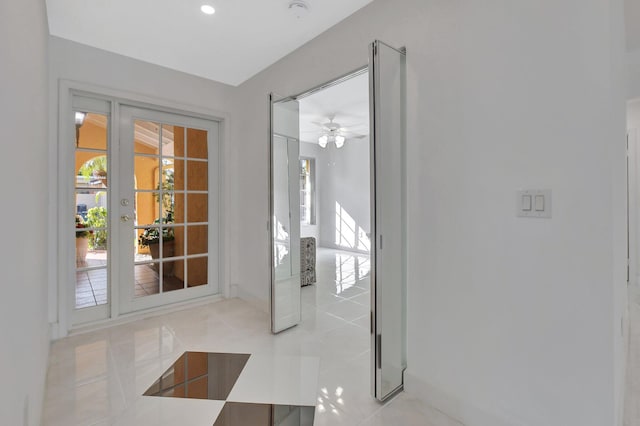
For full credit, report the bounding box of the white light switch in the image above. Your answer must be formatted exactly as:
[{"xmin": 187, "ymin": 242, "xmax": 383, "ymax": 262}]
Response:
[{"xmin": 517, "ymin": 189, "xmax": 552, "ymax": 218}]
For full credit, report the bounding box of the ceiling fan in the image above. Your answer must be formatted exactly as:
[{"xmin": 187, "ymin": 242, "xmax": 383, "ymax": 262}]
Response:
[{"xmin": 305, "ymin": 116, "xmax": 367, "ymax": 149}]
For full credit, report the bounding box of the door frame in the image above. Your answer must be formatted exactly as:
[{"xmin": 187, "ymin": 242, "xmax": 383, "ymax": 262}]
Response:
[
  {"xmin": 267, "ymin": 41, "xmax": 407, "ymax": 401},
  {"xmin": 52, "ymin": 80, "xmax": 231, "ymax": 338},
  {"xmin": 629, "ymin": 129, "xmax": 639, "ymax": 289},
  {"xmin": 369, "ymin": 40, "xmax": 407, "ymax": 401},
  {"xmin": 117, "ymin": 105, "xmax": 220, "ymax": 314},
  {"xmin": 268, "ymin": 67, "xmax": 368, "ymax": 334}
]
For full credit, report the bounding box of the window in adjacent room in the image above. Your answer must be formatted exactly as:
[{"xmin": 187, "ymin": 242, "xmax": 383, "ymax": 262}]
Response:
[{"xmin": 300, "ymin": 157, "xmax": 315, "ymax": 225}]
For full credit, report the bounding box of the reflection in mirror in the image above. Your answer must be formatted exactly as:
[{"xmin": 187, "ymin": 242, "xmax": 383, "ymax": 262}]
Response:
[
  {"xmin": 271, "ymin": 97, "xmax": 301, "ymax": 333},
  {"xmin": 273, "ymin": 134, "xmax": 292, "ymax": 280},
  {"xmin": 214, "ymin": 402, "xmax": 315, "ymax": 426},
  {"xmin": 144, "ymin": 352, "xmax": 250, "ymax": 400},
  {"xmin": 370, "ymin": 40, "xmax": 407, "ymax": 400},
  {"xmin": 335, "ymin": 254, "xmax": 371, "ymax": 294}
]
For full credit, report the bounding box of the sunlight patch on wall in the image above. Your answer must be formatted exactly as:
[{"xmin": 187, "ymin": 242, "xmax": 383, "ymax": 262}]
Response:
[
  {"xmin": 335, "ymin": 202, "xmax": 370, "ymax": 252},
  {"xmin": 273, "ymin": 216, "xmax": 290, "ymax": 268}
]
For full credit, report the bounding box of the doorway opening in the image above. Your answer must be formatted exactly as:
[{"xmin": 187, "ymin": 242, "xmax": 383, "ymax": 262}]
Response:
[
  {"xmin": 297, "ymin": 70, "xmax": 372, "ymax": 334},
  {"xmin": 68, "ymin": 94, "xmax": 221, "ymax": 328},
  {"xmin": 270, "ymin": 40, "xmax": 407, "ymax": 403}
]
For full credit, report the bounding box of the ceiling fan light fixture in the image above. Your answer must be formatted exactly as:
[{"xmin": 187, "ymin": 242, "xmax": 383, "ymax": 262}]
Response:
[
  {"xmin": 200, "ymin": 4, "xmax": 216, "ymax": 15},
  {"xmin": 318, "ymin": 135, "xmax": 328, "ymax": 148},
  {"xmin": 335, "ymin": 135, "xmax": 345, "ymax": 148}
]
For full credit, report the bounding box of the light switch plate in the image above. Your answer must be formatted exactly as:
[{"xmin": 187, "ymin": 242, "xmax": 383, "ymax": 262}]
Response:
[{"xmin": 517, "ymin": 189, "xmax": 552, "ymax": 218}]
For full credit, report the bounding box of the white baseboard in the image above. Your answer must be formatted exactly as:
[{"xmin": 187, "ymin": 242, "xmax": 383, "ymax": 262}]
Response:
[
  {"xmin": 229, "ymin": 282, "xmax": 239, "ymax": 298},
  {"xmin": 235, "ymin": 285, "xmax": 269, "ymax": 314},
  {"xmin": 65, "ymin": 294, "xmax": 223, "ymax": 338},
  {"xmin": 404, "ymin": 371, "xmax": 528, "ymax": 426},
  {"xmin": 49, "ymin": 322, "xmax": 60, "ymax": 341}
]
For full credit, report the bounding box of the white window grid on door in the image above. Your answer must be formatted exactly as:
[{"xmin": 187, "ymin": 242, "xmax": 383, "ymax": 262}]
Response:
[
  {"xmin": 59, "ymin": 89, "xmax": 222, "ymax": 335},
  {"xmin": 132, "ymin": 123, "xmax": 210, "ymax": 294}
]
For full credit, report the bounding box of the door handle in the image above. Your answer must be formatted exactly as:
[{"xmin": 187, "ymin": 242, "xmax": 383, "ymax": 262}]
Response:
[{"xmin": 120, "ymin": 215, "xmax": 131, "ymax": 222}]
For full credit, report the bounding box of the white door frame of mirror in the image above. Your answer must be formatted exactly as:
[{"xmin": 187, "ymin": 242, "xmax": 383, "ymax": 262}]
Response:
[{"xmin": 268, "ymin": 40, "xmax": 407, "ymax": 402}]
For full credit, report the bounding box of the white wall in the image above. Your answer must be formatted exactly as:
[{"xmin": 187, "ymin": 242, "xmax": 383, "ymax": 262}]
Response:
[
  {"xmin": 629, "ymin": 49, "xmax": 640, "ymax": 100},
  {"xmin": 231, "ymin": 0, "xmax": 627, "ymax": 425},
  {"xmin": 0, "ymin": 0, "xmax": 50, "ymax": 424},
  {"xmin": 299, "ymin": 137, "xmax": 371, "ymax": 252},
  {"xmin": 316, "ymin": 137, "xmax": 370, "ymax": 253},
  {"xmin": 48, "ymin": 37, "xmax": 237, "ymax": 331},
  {"xmin": 629, "ymin": 99, "xmax": 640, "ymax": 129}
]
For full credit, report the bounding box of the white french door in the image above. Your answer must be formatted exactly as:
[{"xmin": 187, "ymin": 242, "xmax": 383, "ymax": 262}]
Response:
[
  {"xmin": 118, "ymin": 106, "xmax": 219, "ymax": 314},
  {"xmin": 71, "ymin": 96, "xmax": 112, "ymax": 325},
  {"xmin": 69, "ymin": 97, "xmax": 220, "ymax": 326}
]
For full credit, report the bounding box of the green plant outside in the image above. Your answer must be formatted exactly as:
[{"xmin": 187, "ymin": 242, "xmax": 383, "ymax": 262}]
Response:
[
  {"xmin": 155, "ymin": 167, "xmax": 174, "ymax": 219},
  {"xmin": 138, "ymin": 217, "xmax": 175, "ymax": 248},
  {"xmin": 86, "ymin": 206, "xmax": 107, "ymax": 249},
  {"xmin": 79, "ymin": 156, "xmax": 107, "ymax": 179},
  {"xmin": 139, "ymin": 166, "xmax": 176, "ymax": 248},
  {"xmin": 75, "ymin": 215, "xmax": 91, "ymax": 238}
]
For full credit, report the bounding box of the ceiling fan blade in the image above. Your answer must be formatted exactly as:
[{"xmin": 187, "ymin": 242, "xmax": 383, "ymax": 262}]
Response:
[
  {"xmin": 331, "ymin": 111, "xmax": 368, "ymax": 122},
  {"xmin": 338, "ymin": 121, "xmax": 366, "ymax": 129},
  {"xmin": 341, "ymin": 130, "xmax": 368, "ymax": 138}
]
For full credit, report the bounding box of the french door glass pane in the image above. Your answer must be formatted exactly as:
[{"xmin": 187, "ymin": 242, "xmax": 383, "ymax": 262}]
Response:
[
  {"xmin": 74, "ymin": 111, "xmax": 109, "ymax": 309},
  {"xmin": 187, "ymin": 225, "xmax": 208, "ymax": 255},
  {"xmin": 76, "ymin": 269, "xmax": 108, "ymax": 308},
  {"xmin": 163, "ymin": 259, "xmax": 185, "ymax": 293},
  {"xmin": 187, "ymin": 194, "xmax": 208, "ymax": 222},
  {"xmin": 162, "ymin": 194, "xmax": 180, "ymax": 223},
  {"xmin": 76, "ymin": 113, "xmax": 107, "ymax": 150},
  {"xmin": 187, "ymin": 161, "xmax": 208, "ymax": 191},
  {"xmin": 133, "ymin": 122, "xmax": 209, "ymax": 298},
  {"xmin": 134, "ymin": 121, "xmax": 161, "ymax": 155},
  {"xmin": 134, "ymin": 156, "xmax": 159, "ymax": 191},
  {"xmin": 134, "ymin": 264, "xmax": 159, "ymax": 297},
  {"xmin": 187, "ymin": 128, "xmax": 208, "ymax": 159},
  {"xmin": 163, "ymin": 125, "xmax": 183, "ymax": 158},
  {"xmin": 187, "ymin": 257, "xmax": 208, "ymax": 288}
]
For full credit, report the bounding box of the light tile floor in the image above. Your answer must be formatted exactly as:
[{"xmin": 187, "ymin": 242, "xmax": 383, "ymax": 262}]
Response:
[{"xmin": 45, "ymin": 248, "xmax": 462, "ymax": 425}]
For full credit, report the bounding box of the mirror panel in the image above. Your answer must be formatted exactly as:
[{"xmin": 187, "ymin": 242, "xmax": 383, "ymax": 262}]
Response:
[
  {"xmin": 270, "ymin": 96, "xmax": 301, "ymax": 333},
  {"xmin": 370, "ymin": 40, "xmax": 407, "ymax": 400}
]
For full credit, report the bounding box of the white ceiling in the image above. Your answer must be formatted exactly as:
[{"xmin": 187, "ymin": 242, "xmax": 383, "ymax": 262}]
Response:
[
  {"xmin": 299, "ymin": 71, "xmax": 369, "ymax": 145},
  {"xmin": 45, "ymin": 0, "xmax": 373, "ymax": 86}
]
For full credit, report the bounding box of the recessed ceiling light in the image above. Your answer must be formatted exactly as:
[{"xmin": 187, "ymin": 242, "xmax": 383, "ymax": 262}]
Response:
[
  {"xmin": 200, "ymin": 4, "xmax": 215, "ymax": 15},
  {"xmin": 288, "ymin": 0, "xmax": 309, "ymax": 19}
]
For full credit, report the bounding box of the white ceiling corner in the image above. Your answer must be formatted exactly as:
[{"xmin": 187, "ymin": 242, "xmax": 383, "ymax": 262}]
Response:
[{"xmin": 45, "ymin": 0, "xmax": 373, "ymax": 86}]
